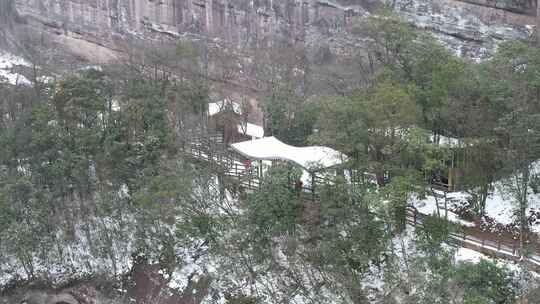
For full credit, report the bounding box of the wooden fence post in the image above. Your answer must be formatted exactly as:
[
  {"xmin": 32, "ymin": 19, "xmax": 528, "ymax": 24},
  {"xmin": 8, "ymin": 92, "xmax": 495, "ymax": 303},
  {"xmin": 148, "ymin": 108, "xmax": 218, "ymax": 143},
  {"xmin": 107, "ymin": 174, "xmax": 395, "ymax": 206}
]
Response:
[{"xmin": 311, "ymin": 173, "xmax": 316, "ymax": 196}]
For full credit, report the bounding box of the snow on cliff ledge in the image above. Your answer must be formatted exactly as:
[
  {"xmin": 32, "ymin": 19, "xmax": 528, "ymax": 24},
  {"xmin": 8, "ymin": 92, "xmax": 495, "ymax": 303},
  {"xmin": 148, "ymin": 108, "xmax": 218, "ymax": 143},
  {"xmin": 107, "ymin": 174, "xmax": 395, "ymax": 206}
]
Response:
[{"xmin": 0, "ymin": 51, "xmax": 30, "ymax": 85}]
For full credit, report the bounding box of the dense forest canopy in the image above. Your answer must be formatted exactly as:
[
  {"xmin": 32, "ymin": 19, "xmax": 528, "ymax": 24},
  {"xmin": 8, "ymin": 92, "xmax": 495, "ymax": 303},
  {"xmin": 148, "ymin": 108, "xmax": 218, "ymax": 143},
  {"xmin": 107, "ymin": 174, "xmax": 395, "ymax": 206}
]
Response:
[{"xmin": 1, "ymin": 9, "xmax": 540, "ymax": 304}]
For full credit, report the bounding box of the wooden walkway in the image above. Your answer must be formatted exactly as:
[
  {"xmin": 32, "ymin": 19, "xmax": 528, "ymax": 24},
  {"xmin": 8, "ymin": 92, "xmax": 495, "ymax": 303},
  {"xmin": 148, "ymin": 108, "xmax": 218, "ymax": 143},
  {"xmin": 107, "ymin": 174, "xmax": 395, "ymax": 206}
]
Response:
[
  {"xmin": 407, "ymin": 207, "xmax": 540, "ymax": 269},
  {"xmin": 183, "ymin": 133, "xmax": 540, "ymax": 269},
  {"xmin": 183, "ymin": 133, "xmax": 261, "ymax": 191},
  {"xmin": 183, "ymin": 133, "xmax": 330, "ymax": 194}
]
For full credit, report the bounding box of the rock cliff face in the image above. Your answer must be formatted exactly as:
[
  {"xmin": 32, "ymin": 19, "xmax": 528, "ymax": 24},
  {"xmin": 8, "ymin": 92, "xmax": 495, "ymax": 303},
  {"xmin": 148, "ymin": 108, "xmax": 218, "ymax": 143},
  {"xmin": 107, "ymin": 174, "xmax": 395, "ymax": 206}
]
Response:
[
  {"xmin": 393, "ymin": 0, "xmax": 535, "ymax": 59},
  {"xmin": 13, "ymin": 0, "xmax": 370, "ymax": 61},
  {"xmin": 11, "ymin": 0, "xmax": 536, "ymax": 63},
  {"xmin": 10, "ymin": 0, "xmax": 535, "ymax": 61}
]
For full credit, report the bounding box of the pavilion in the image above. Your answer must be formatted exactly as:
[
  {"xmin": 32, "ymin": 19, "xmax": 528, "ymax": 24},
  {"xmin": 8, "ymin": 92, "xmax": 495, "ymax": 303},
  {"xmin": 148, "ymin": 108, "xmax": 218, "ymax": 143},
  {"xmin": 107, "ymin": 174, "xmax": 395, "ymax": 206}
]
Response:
[
  {"xmin": 230, "ymin": 136, "xmax": 347, "ymax": 191},
  {"xmin": 208, "ymin": 99, "xmax": 264, "ymax": 143}
]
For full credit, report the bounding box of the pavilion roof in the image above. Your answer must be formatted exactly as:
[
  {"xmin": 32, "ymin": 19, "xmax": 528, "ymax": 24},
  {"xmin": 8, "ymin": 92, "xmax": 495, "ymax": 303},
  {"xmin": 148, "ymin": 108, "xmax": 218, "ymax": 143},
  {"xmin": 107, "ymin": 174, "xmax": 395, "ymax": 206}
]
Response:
[{"xmin": 230, "ymin": 136, "xmax": 347, "ymax": 172}]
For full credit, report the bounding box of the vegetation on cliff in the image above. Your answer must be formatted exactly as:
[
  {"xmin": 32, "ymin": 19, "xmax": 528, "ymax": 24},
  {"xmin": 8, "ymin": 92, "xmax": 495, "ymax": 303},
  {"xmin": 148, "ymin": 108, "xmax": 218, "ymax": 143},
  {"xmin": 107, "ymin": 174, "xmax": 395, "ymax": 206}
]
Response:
[{"xmin": 1, "ymin": 10, "xmax": 540, "ymax": 304}]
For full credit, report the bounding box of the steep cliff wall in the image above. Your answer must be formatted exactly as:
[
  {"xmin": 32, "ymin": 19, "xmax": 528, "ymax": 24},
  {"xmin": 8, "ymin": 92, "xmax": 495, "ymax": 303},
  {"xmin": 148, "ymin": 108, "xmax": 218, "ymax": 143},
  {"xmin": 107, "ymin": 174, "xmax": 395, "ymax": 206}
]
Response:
[
  {"xmin": 393, "ymin": 0, "xmax": 534, "ymax": 59},
  {"xmin": 11, "ymin": 0, "xmax": 534, "ymax": 64},
  {"xmin": 13, "ymin": 0, "xmax": 369, "ymax": 59},
  {"xmin": 0, "ymin": 0, "xmax": 15, "ymax": 25},
  {"xmin": 0, "ymin": 0, "xmax": 19, "ymax": 47}
]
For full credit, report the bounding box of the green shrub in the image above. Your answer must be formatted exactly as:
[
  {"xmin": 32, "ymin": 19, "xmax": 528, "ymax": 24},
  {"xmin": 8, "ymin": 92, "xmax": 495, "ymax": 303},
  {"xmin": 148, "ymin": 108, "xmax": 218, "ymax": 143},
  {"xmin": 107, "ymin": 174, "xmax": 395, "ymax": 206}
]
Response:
[{"xmin": 455, "ymin": 259, "xmax": 517, "ymax": 304}]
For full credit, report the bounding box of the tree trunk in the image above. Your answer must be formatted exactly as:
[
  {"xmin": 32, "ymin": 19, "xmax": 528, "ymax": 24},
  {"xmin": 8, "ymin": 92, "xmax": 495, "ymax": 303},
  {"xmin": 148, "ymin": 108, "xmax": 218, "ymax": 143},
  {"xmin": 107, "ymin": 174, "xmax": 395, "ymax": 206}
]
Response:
[
  {"xmin": 444, "ymin": 191, "xmax": 448, "ymax": 221},
  {"xmin": 519, "ymin": 165, "xmax": 530, "ymax": 256},
  {"xmin": 376, "ymin": 172, "xmax": 385, "ymax": 187},
  {"xmin": 431, "ymin": 187, "xmax": 441, "ymax": 218},
  {"xmin": 479, "ymin": 182, "xmax": 490, "ymax": 217},
  {"xmin": 537, "ymin": 0, "xmax": 540, "ymax": 42}
]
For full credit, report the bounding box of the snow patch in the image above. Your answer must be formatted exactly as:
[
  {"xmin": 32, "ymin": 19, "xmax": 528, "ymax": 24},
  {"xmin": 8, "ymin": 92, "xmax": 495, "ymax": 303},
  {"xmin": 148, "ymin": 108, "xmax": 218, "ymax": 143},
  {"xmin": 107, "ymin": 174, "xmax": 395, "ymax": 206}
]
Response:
[
  {"xmin": 455, "ymin": 247, "xmax": 485, "ymax": 263},
  {"xmin": 208, "ymin": 99, "xmax": 243, "ymax": 116},
  {"xmin": 410, "ymin": 194, "xmax": 476, "ymax": 227},
  {"xmin": 484, "ymin": 170, "xmax": 540, "ymax": 230},
  {"xmin": 438, "ymin": 160, "xmax": 540, "ymax": 232},
  {"xmin": 237, "ymin": 121, "xmax": 264, "ymax": 139},
  {"xmin": 0, "ymin": 51, "xmax": 31, "ymax": 85}
]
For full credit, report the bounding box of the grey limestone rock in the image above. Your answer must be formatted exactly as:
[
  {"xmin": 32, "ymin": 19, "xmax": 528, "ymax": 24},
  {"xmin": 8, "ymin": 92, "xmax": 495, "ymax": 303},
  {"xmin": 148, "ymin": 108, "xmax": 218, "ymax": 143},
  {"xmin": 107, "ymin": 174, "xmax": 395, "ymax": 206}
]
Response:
[{"xmin": 9, "ymin": 0, "xmax": 533, "ymax": 62}]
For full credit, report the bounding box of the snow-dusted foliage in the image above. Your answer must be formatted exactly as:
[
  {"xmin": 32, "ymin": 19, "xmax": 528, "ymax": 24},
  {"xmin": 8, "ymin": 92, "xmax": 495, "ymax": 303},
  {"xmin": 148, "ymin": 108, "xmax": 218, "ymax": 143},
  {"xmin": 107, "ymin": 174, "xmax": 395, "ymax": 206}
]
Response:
[
  {"xmin": 0, "ymin": 195, "xmax": 136, "ymax": 286},
  {"xmin": 412, "ymin": 160, "xmax": 540, "ymax": 233}
]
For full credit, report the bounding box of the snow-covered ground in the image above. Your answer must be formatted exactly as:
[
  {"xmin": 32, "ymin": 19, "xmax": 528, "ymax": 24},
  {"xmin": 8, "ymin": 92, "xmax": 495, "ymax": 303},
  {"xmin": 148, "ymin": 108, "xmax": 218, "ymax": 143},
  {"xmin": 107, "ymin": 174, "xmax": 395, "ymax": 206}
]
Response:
[
  {"xmin": 454, "ymin": 247, "xmax": 524, "ymax": 276},
  {"xmin": 449, "ymin": 161, "xmax": 540, "ymax": 230},
  {"xmin": 0, "ymin": 51, "xmax": 30, "ymax": 85},
  {"xmin": 481, "ymin": 187, "xmax": 540, "ymax": 231},
  {"xmin": 455, "ymin": 247, "xmax": 485, "ymax": 263},
  {"xmin": 485, "ymin": 162, "xmax": 540, "ymax": 229},
  {"xmin": 410, "ymin": 192, "xmax": 476, "ymax": 227},
  {"xmin": 485, "ymin": 175, "xmax": 540, "ymax": 230},
  {"xmin": 412, "ymin": 160, "xmax": 540, "ymax": 232}
]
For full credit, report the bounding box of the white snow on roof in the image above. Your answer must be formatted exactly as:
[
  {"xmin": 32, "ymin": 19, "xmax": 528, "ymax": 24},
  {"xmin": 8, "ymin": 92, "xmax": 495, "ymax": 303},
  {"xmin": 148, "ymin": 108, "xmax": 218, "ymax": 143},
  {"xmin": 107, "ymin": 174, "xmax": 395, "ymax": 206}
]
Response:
[
  {"xmin": 208, "ymin": 99, "xmax": 242, "ymax": 116},
  {"xmin": 230, "ymin": 136, "xmax": 347, "ymax": 171},
  {"xmin": 237, "ymin": 122, "xmax": 264, "ymax": 138},
  {"xmin": 0, "ymin": 51, "xmax": 30, "ymax": 85}
]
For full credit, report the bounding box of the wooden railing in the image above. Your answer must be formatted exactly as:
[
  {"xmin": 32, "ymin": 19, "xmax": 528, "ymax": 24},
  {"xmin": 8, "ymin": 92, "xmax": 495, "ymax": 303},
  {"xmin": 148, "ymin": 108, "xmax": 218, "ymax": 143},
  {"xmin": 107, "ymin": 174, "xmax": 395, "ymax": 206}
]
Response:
[
  {"xmin": 182, "ymin": 133, "xmax": 263, "ymax": 192},
  {"xmin": 406, "ymin": 206, "xmax": 540, "ymax": 269},
  {"xmin": 183, "ymin": 133, "xmax": 540, "ymax": 268}
]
